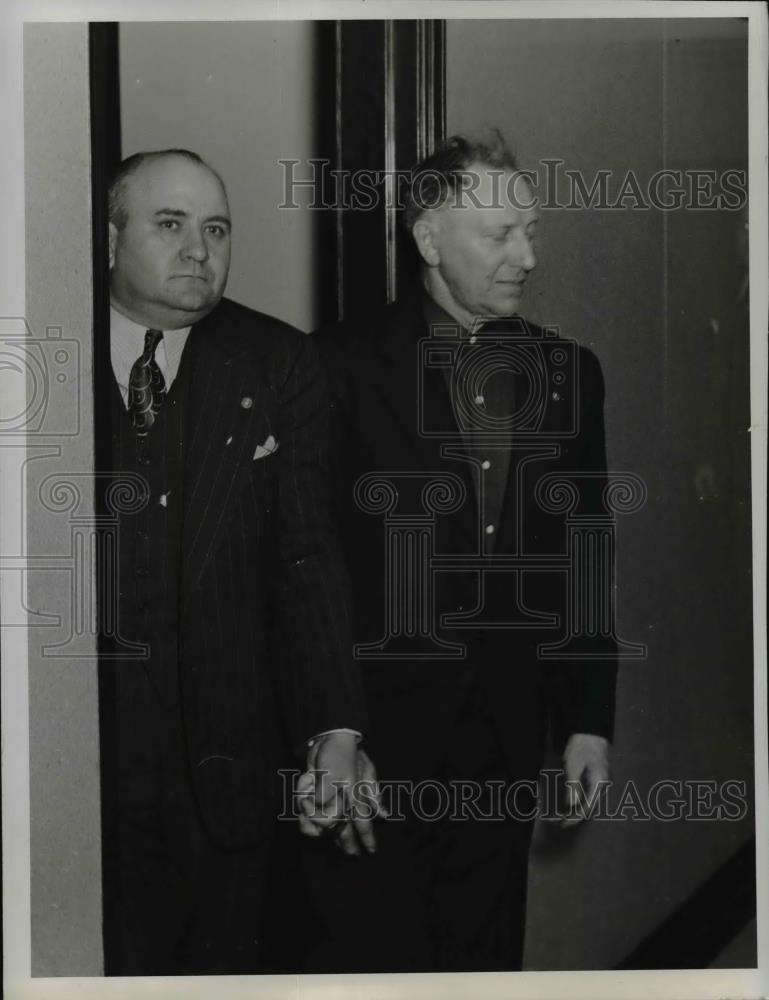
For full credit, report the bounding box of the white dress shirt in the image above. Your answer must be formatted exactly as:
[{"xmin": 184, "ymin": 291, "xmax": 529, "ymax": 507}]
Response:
[{"xmin": 110, "ymin": 305, "xmax": 191, "ymax": 407}]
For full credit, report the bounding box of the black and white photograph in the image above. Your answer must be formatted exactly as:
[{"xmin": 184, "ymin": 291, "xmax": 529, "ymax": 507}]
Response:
[{"xmin": 0, "ymin": 2, "xmax": 767, "ymax": 998}]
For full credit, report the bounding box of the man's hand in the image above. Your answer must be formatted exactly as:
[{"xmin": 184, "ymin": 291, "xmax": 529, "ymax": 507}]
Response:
[
  {"xmin": 297, "ymin": 733, "xmax": 383, "ymax": 855},
  {"xmin": 561, "ymin": 732, "xmax": 610, "ymax": 829}
]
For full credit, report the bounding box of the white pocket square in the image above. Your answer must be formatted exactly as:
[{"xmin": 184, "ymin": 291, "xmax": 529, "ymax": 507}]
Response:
[{"xmin": 253, "ymin": 435, "xmax": 279, "ymax": 460}]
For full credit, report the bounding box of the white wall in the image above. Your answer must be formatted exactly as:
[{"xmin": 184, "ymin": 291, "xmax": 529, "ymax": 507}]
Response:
[
  {"xmin": 120, "ymin": 21, "xmax": 319, "ymax": 332},
  {"xmin": 24, "ymin": 23, "xmax": 102, "ymax": 976}
]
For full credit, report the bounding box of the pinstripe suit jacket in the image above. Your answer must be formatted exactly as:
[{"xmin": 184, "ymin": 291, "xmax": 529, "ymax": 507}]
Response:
[{"xmin": 177, "ymin": 296, "xmax": 365, "ymax": 848}]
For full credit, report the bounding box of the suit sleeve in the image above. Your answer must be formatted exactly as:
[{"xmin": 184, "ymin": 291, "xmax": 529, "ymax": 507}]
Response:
[
  {"xmin": 273, "ymin": 332, "xmax": 367, "ymax": 756},
  {"xmin": 546, "ymin": 346, "xmax": 619, "ymax": 750}
]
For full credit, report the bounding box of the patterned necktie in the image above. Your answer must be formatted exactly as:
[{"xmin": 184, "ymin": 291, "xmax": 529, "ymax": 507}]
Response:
[{"xmin": 128, "ymin": 328, "xmax": 166, "ymax": 435}]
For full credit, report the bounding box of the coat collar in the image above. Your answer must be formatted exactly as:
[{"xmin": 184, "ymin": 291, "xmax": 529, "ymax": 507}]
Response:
[{"xmin": 366, "ymin": 295, "xmax": 479, "ymax": 545}]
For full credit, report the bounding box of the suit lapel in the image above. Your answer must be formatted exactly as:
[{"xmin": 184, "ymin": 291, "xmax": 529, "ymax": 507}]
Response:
[
  {"xmin": 180, "ymin": 306, "xmax": 273, "ymax": 597},
  {"xmin": 369, "ymin": 301, "xmax": 478, "ymax": 545}
]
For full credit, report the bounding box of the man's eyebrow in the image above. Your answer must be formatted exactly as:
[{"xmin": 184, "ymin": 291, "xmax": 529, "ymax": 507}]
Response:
[
  {"xmin": 483, "ymin": 217, "xmax": 539, "ymax": 231},
  {"xmin": 482, "ymin": 223, "xmax": 516, "ymax": 235},
  {"xmin": 153, "ymin": 208, "xmax": 232, "ymax": 229}
]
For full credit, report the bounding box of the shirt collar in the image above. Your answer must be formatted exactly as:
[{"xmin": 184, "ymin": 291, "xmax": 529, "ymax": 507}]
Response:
[
  {"xmin": 420, "ymin": 293, "xmax": 529, "ymax": 340},
  {"xmin": 109, "ymin": 305, "xmax": 191, "ymax": 392},
  {"xmin": 110, "ymin": 306, "xmax": 148, "ymax": 391}
]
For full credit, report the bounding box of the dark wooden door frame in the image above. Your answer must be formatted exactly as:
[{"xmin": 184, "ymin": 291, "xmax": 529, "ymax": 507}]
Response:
[
  {"xmin": 321, "ymin": 19, "xmax": 446, "ymax": 323},
  {"xmin": 88, "ymin": 21, "xmax": 122, "ymax": 970}
]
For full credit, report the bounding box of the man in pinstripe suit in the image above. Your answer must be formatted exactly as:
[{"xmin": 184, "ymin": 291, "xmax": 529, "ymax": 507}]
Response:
[{"xmin": 103, "ymin": 149, "xmax": 369, "ymax": 974}]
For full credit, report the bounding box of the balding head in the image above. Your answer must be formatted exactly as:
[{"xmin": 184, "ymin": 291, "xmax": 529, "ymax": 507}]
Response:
[{"xmin": 108, "ymin": 149, "xmax": 226, "ymax": 230}]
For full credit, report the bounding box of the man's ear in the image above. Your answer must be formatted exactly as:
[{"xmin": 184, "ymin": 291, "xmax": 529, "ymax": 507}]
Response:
[
  {"xmin": 412, "ymin": 218, "xmax": 440, "ymax": 267},
  {"xmin": 108, "ymin": 222, "xmax": 118, "ymax": 270}
]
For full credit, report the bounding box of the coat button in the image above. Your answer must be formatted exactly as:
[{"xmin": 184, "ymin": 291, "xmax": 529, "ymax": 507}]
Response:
[{"xmin": 241, "ymin": 396, "xmax": 253, "ymax": 409}]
